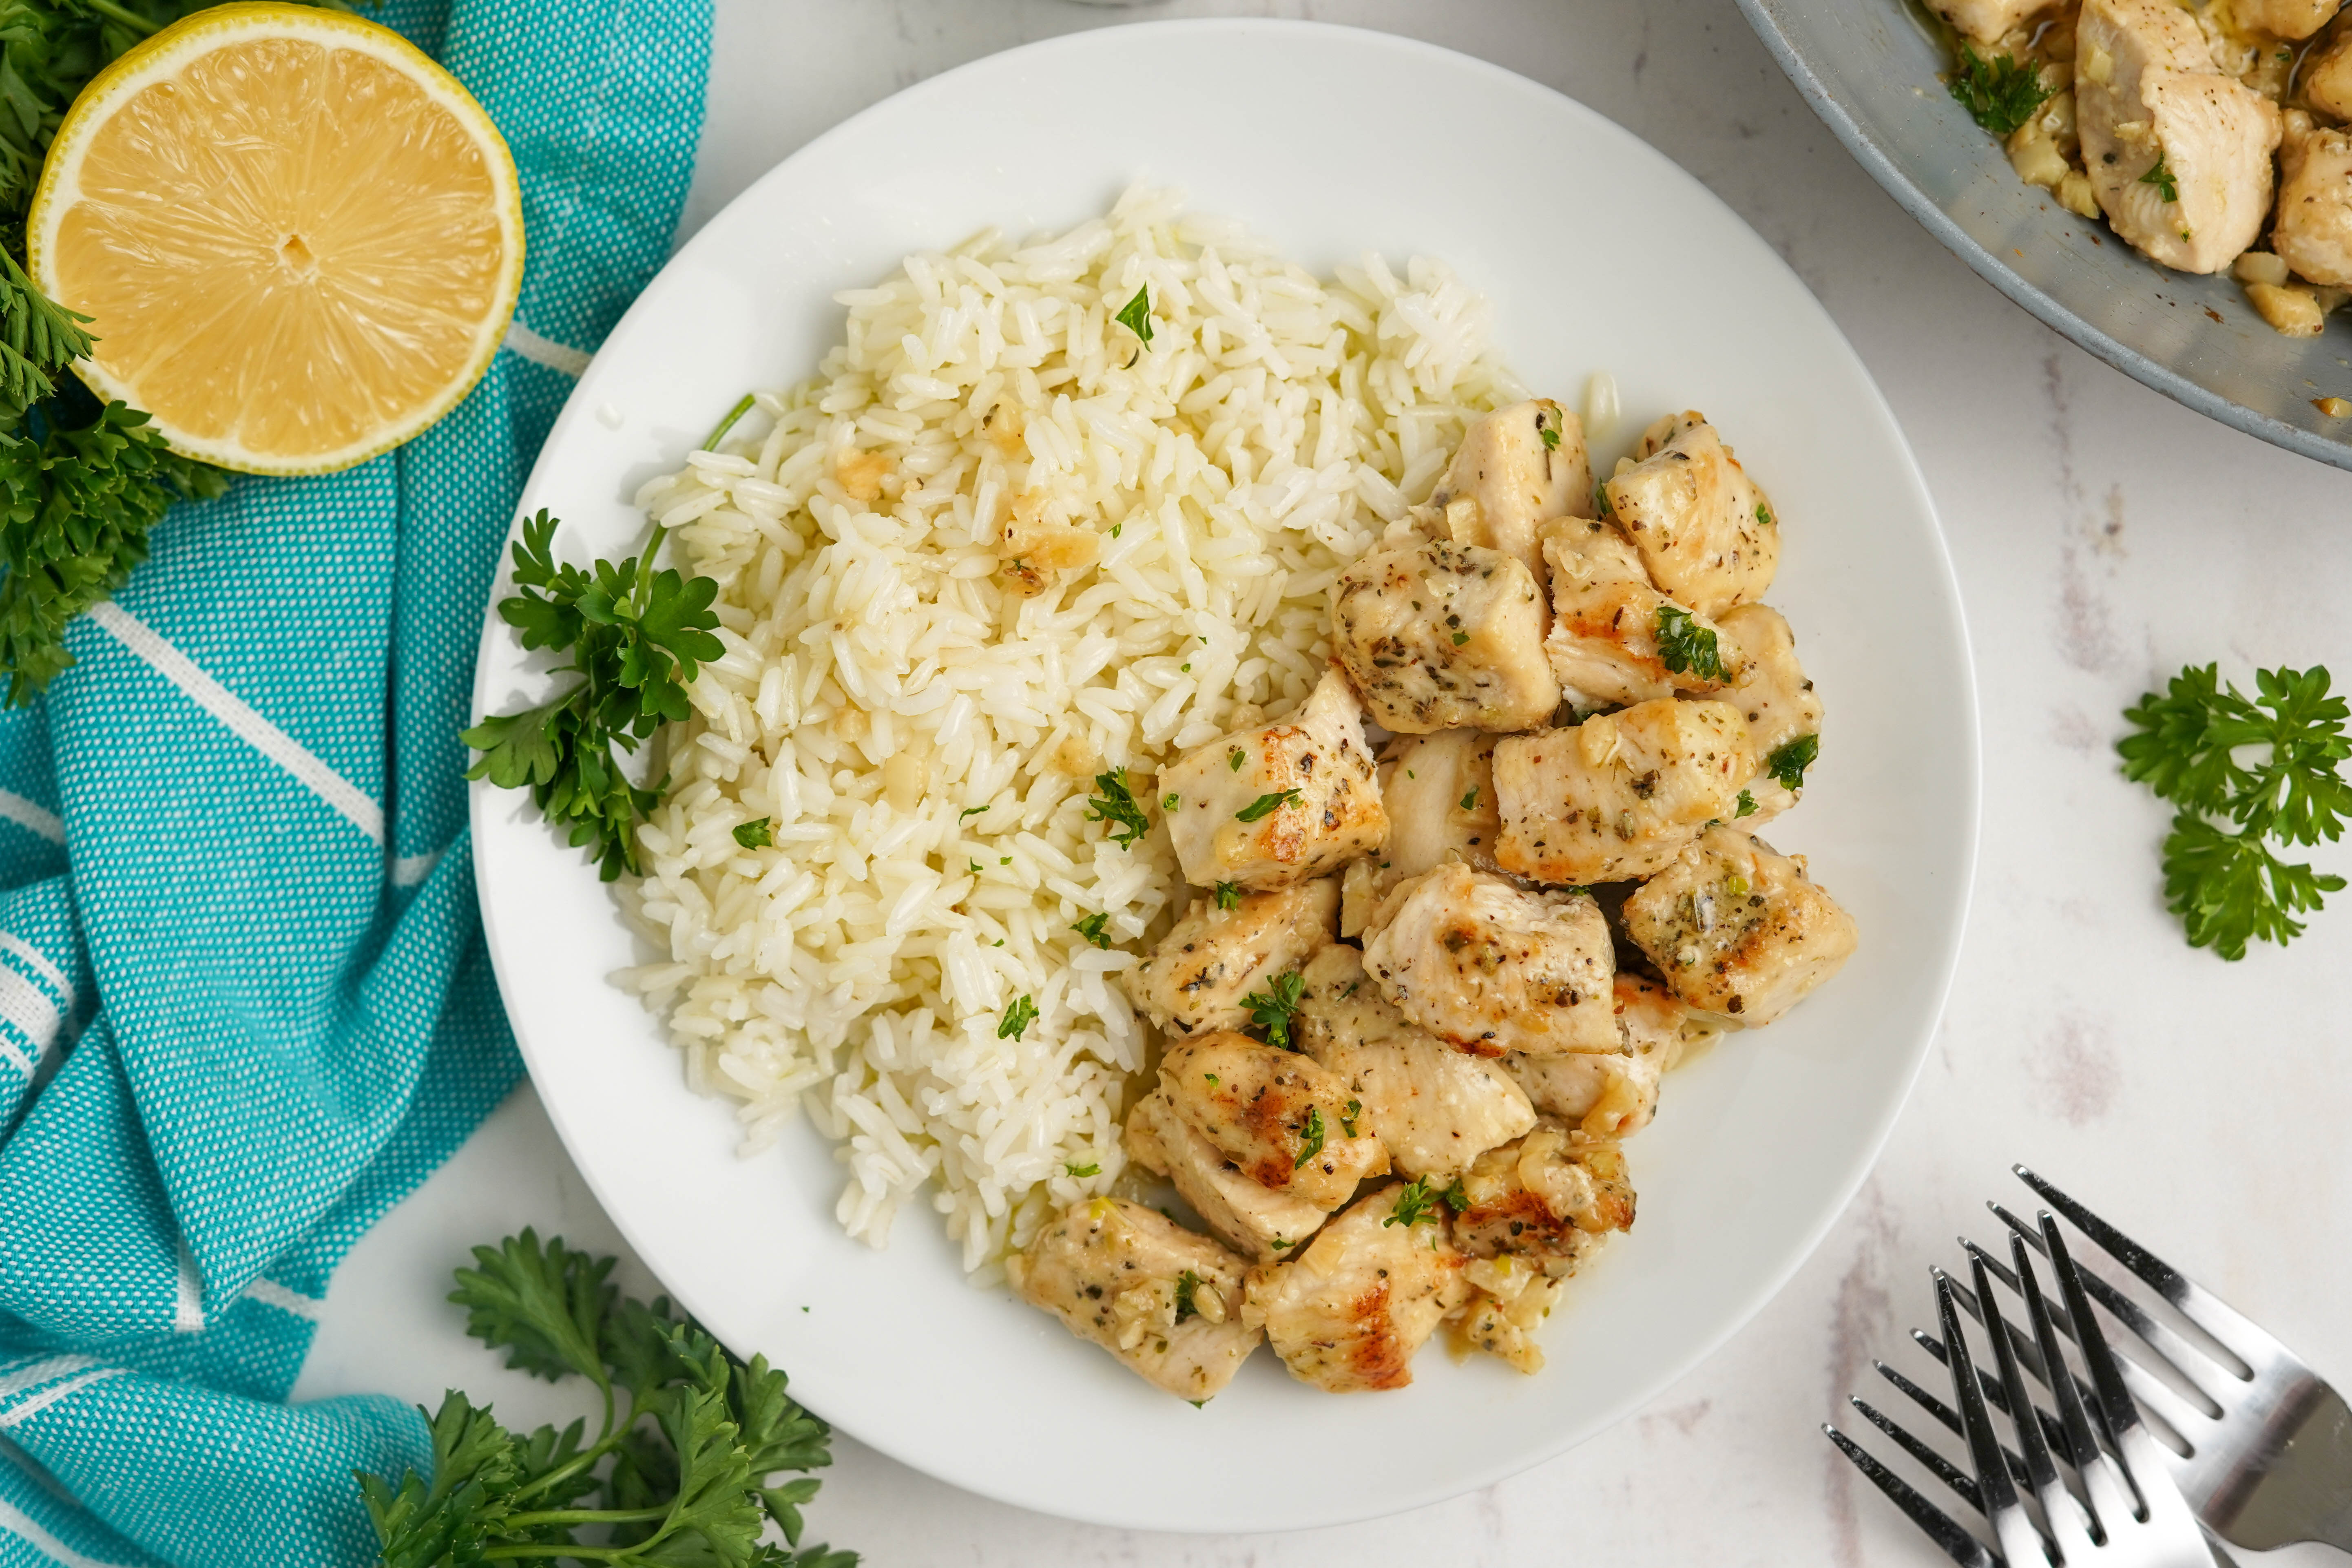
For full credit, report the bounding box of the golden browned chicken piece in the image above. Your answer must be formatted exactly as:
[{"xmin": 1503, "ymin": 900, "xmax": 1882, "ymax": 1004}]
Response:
[
  {"xmin": 1714, "ymin": 603, "xmax": 1820, "ymax": 822},
  {"xmin": 1340, "ymin": 731, "xmax": 1505, "ymax": 935},
  {"xmin": 1504, "ymin": 973, "xmax": 1721, "ymax": 1138},
  {"xmin": 2236, "ymin": 0, "xmax": 2341, "ymax": 37},
  {"xmin": 1620, "ymin": 825, "xmax": 1858, "ymax": 1026},
  {"xmin": 1157, "ymin": 668, "xmax": 1386, "ymax": 892},
  {"xmin": 1292, "ymin": 944, "xmax": 1536, "ymax": 1178},
  {"xmin": 1491, "ymin": 698, "xmax": 1755, "ymax": 885},
  {"xmin": 1132, "ymin": 878, "xmax": 1338, "ymax": 1039},
  {"xmin": 1330, "ymin": 539, "xmax": 1558, "ymax": 734},
  {"xmin": 2273, "ymin": 111, "xmax": 2352, "ymax": 288},
  {"xmin": 1242, "ymin": 1182, "xmax": 1469, "ymax": 1392},
  {"xmin": 1009, "ymin": 1197, "xmax": 1261, "ymax": 1399},
  {"xmin": 1540, "ymin": 516, "xmax": 1742, "ymax": 714},
  {"xmin": 1449, "ymin": 1120, "xmax": 1635, "ymax": 1272},
  {"xmin": 1426, "ymin": 398, "xmax": 1591, "ymax": 584},
  {"xmin": 1360, "ymin": 863, "xmax": 1615, "ymax": 1055},
  {"xmin": 1601, "ymin": 412, "xmax": 1778, "ymax": 619},
  {"xmin": 1124, "ymin": 1091, "xmax": 1331, "ymax": 1263},
  {"xmin": 2306, "ymin": 21, "xmax": 2352, "ymax": 121},
  {"xmin": 1157, "ymin": 1031, "xmax": 1389, "ymax": 1210}
]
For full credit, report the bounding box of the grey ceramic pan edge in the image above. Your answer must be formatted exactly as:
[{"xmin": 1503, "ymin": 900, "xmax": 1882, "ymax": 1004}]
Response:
[{"xmin": 1738, "ymin": 0, "xmax": 2352, "ymax": 471}]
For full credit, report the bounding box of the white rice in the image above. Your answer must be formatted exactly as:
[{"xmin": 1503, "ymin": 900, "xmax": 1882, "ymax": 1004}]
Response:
[{"xmin": 620, "ymin": 185, "xmax": 1519, "ymax": 1278}]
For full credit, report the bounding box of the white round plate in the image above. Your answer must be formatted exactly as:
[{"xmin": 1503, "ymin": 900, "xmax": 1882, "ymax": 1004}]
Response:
[{"xmin": 470, "ymin": 19, "xmax": 1978, "ymax": 1535}]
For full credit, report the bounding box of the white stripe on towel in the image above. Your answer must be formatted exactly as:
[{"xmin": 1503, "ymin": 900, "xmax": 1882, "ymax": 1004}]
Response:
[
  {"xmin": 503, "ymin": 320, "xmax": 593, "ymax": 377},
  {"xmin": 0, "ymin": 1361, "xmax": 91, "ymax": 1404},
  {"xmin": 87, "ymin": 603, "xmax": 383, "ymax": 846},
  {"xmin": 241, "ymin": 1278, "xmax": 324, "ymax": 1322},
  {"xmin": 0, "ymin": 1370, "xmax": 126, "ymax": 1431},
  {"xmin": 0, "ymin": 966, "xmax": 60, "ymax": 1077},
  {"xmin": 0, "ymin": 1496, "xmax": 144, "ymax": 1568},
  {"xmin": 171, "ymin": 1242, "xmax": 204, "ymax": 1335},
  {"xmin": 0, "ymin": 936, "xmax": 69, "ymax": 1012},
  {"xmin": 0, "ymin": 792, "xmax": 61, "ymax": 847},
  {"xmin": 390, "ymin": 849, "xmax": 442, "ymax": 888}
]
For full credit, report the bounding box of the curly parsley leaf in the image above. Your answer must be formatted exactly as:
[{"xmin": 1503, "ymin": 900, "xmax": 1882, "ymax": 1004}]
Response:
[
  {"xmin": 1766, "ymin": 733, "xmax": 1819, "ymax": 792},
  {"xmin": 1084, "ymin": 768, "xmax": 1152, "ymax": 847},
  {"xmin": 1173, "ymin": 1270, "xmax": 1200, "ymax": 1323},
  {"xmin": 998, "ymin": 994, "xmax": 1038, "ymax": 1041},
  {"xmin": 1214, "ymin": 880, "xmax": 1242, "ymax": 911},
  {"xmin": 1242, "ymin": 969, "xmax": 1305, "ymax": 1051},
  {"xmin": 733, "ymin": 817, "xmax": 773, "ymax": 849},
  {"xmin": 1948, "ymin": 44, "xmax": 2053, "ymax": 138},
  {"xmin": 1385, "ymin": 1177, "xmax": 1440, "ymax": 1228},
  {"xmin": 1071, "ymin": 912, "xmax": 1113, "ymax": 949},
  {"xmin": 1735, "ymin": 789, "xmax": 1758, "ymax": 818},
  {"xmin": 1115, "ymin": 285, "xmax": 1154, "ymax": 346},
  {"xmin": 1654, "ymin": 604, "xmax": 1723, "ymax": 681},
  {"xmin": 1235, "ymin": 787, "xmax": 1301, "ymax": 823}
]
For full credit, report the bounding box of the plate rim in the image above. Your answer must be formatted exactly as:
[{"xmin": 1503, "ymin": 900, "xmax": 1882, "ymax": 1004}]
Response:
[{"xmin": 469, "ymin": 14, "xmax": 1985, "ymax": 1532}]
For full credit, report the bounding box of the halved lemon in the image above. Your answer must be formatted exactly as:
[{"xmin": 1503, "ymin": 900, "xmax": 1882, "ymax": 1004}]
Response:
[{"xmin": 26, "ymin": 2, "xmax": 524, "ymax": 475}]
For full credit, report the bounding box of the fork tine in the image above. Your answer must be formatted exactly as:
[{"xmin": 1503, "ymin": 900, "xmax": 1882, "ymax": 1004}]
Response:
[
  {"xmin": 2008, "ymin": 1229, "xmax": 2124, "ymax": 1539},
  {"xmin": 1852, "ymin": 1397, "xmax": 1986, "ymax": 1515},
  {"xmin": 2016, "ymin": 1164, "xmax": 2277, "ymax": 1373},
  {"xmin": 1992, "ymin": 1201, "xmax": 2229, "ymax": 1402},
  {"xmin": 1825, "ymin": 1424, "xmax": 2001, "ymax": 1568},
  {"xmin": 1879, "ymin": 1354, "xmax": 2038, "ymax": 1487},
  {"xmin": 1938, "ymin": 1272, "xmax": 2045, "ymax": 1568},
  {"xmin": 1974, "ymin": 1248, "xmax": 2083, "ymax": 1557},
  {"xmin": 2115, "ymin": 1349, "xmax": 2210, "ymax": 1450},
  {"xmin": 2042, "ymin": 1211, "xmax": 2151, "ymax": 1526},
  {"xmin": 1911, "ymin": 1323, "xmax": 2080, "ymax": 1468}
]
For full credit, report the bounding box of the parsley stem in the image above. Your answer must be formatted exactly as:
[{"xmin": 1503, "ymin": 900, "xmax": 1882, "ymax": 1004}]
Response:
[
  {"xmin": 634, "ymin": 522, "xmax": 670, "ymax": 616},
  {"xmin": 498, "ymin": 1505, "xmax": 672, "ymax": 1531},
  {"xmin": 703, "ymin": 392, "xmax": 756, "ymax": 450},
  {"xmin": 83, "ymin": 0, "xmax": 162, "ymax": 34}
]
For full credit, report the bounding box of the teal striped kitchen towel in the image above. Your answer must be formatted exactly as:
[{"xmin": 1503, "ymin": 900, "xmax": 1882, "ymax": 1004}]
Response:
[{"xmin": 0, "ymin": 1, "xmax": 711, "ymax": 1564}]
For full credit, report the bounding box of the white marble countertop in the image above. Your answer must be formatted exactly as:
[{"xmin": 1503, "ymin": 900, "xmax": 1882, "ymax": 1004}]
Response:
[{"xmin": 294, "ymin": 2, "xmax": 2352, "ymax": 1563}]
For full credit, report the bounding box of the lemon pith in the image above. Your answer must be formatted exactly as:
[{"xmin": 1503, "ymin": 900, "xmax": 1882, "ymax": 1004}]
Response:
[{"xmin": 24, "ymin": 3, "xmax": 524, "ymax": 477}]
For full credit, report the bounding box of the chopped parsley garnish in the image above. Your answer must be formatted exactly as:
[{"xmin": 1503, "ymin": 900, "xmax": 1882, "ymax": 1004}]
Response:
[
  {"xmin": 1071, "ymin": 912, "xmax": 1113, "ymax": 949},
  {"xmin": 1340, "ymin": 1098, "xmax": 1362, "ymax": 1138},
  {"xmin": 1757, "ymin": 501, "xmax": 1775, "ymax": 527},
  {"xmin": 1440, "ymin": 1176, "xmax": 1471, "ymax": 1214},
  {"xmin": 1725, "ymin": 873, "xmax": 1750, "ymax": 897},
  {"xmin": 1595, "ymin": 480, "xmax": 1613, "ymax": 517},
  {"xmin": 2140, "ymin": 153, "xmax": 2179, "ymax": 205},
  {"xmin": 1173, "ymin": 1269, "xmax": 1200, "ymax": 1323},
  {"xmin": 960, "ymin": 805, "xmax": 988, "ymax": 819},
  {"xmin": 1085, "ymin": 768, "xmax": 1152, "ymax": 847},
  {"xmin": 1538, "ymin": 413, "xmax": 1560, "ymax": 452},
  {"xmin": 1228, "ymin": 748, "xmax": 1246, "ymax": 772},
  {"xmin": 1385, "ymin": 1177, "xmax": 1440, "ymax": 1228},
  {"xmin": 1115, "ymin": 285, "xmax": 1154, "ymax": 346},
  {"xmin": 968, "ymin": 860, "xmax": 984, "ymax": 874},
  {"xmin": 1292, "ymin": 1106, "xmax": 1326, "ymax": 1169},
  {"xmin": 732, "ymin": 817, "xmax": 774, "ymax": 849},
  {"xmin": 1458, "ymin": 787, "xmax": 1479, "ymax": 812},
  {"xmin": 1066, "ymin": 1161, "xmax": 1100, "ymax": 1178},
  {"xmin": 1655, "ymin": 604, "xmax": 1724, "ymax": 681},
  {"xmin": 1735, "ymin": 789, "xmax": 1759, "ymax": 818},
  {"xmin": 1947, "ymin": 44, "xmax": 2053, "ymax": 138},
  {"xmin": 1766, "ymin": 733, "xmax": 1819, "ymax": 792},
  {"xmin": 1214, "ymin": 880, "xmax": 1242, "ymax": 911},
  {"xmin": 1450, "ymin": 630, "xmax": 1470, "ymax": 647},
  {"xmin": 1243, "ymin": 969, "xmax": 1307, "ymax": 1050},
  {"xmin": 1270, "ymin": 1236, "xmax": 1293, "ymax": 1251},
  {"xmin": 998, "ymin": 994, "xmax": 1038, "ymax": 1041},
  {"xmin": 1163, "ymin": 792, "xmax": 1180, "ymax": 812},
  {"xmin": 2118, "ymin": 663, "xmax": 2352, "ymax": 959},
  {"xmin": 1235, "ymin": 788, "xmax": 1301, "ymax": 823}
]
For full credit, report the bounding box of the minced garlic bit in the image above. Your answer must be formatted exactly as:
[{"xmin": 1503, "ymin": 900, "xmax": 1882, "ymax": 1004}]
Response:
[{"xmin": 2316, "ymin": 396, "xmax": 2352, "ymax": 418}]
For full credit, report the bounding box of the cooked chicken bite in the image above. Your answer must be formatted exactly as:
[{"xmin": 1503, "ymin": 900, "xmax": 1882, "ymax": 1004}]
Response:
[
  {"xmin": 2077, "ymin": 0, "xmax": 2280, "ymax": 273},
  {"xmin": 1427, "ymin": 398, "xmax": 1591, "ymax": 583},
  {"xmin": 1449, "ymin": 1121, "xmax": 1635, "ymax": 1271},
  {"xmin": 1132, "ymin": 878, "xmax": 1338, "ymax": 1039},
  {"xmin": 1492, "ymin": 699, "xmax": 1755, "ymax": 885},
  {"xmin": 2273, "ymin": 111, "xmax": 2352, "ymax": 287},
  {"xmin": 1157, "ymin": 668, "xmax": 1385, "ymax": 892},
  {"xmin": 1242, "ymin": 1182, "xmax": 1469, "ymax": 1392},
  {"xmin": 1157, "ymin": 1031, "xmax": 1389, "ymax": 1210},
  {"xmin": 2307, "ymin": 22, "xmax": 2352, "ymax": 120},
  {"xmin": 1331, "ymin": 540, "xmax": 1558, "ymax": 734},
  {"xmin": 1505, "ymin": 973, "xmax": 1722, "ymax": 1138},
  {"xmin": 1540, "ymin": 517, "xmax": 1742, "ymax": 714},
  {"xmin": 1293, "ymin": 944, "xmax": 1536, "ymax": 1178},
  {"xmin": 1714, "ymin": 603, "xmax": 1821, "ymax": 821},
  {"xmin": 1601, "ymin": 412, "xmax": 1779, "ymax": 618},
  {"xmin": 1927, "ymin": 0, "xmax": 2058, "ymax": 43},
  {"xmin": 1125, "ymin": 1091, "xmax": 1331, "ymax": 1263},
  {"xmin": 1361, "ymin": 863, "xmax": 1615, "ymax": 1055},
  {"xmin": 2236, "ymin": 0, "xmax": 2342, "ymax": 38},
  {"xmin": 1010, "ymin": 1197, "xmax": 1261, "ymax": 1399},
  {"xmin": 1621, "ymin": 826, "xmax": 1859, "ymax": 1026},
  {"xmin": 1375, "ymin": 730, "xmax": 1505, "ymax": 883},
  {"xmin": 1449, "ymin": 1254, "xmax": 1566, "ymax": 1373}
]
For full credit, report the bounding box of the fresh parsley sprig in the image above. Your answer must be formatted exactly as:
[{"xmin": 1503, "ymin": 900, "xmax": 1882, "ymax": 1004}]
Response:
[
  {"xmin": 1084, "ymin": 768, "xmax": 1152, "ymax": 847},
  {"xmin": 1654, "ymin": 604, "xmax": 1723, "ymax": 681},
  {"xmin": 1948, "ymin": 44, "xmax": 2053, "ymax": 138},
  {"xmin": 2119, "ymin": 663, "xmax": 2352, "ymax": 959},
  {"xmin": 462, "ymin": 509, "xmax": 724, "ymax": 881},
  {"xmin": 1241, "ymin": 969, "xmax": 1305, "ymax": 1051},
  {"xmin": 358, "ymin": 1230, "xmax": 855, "ymax": 1568}
]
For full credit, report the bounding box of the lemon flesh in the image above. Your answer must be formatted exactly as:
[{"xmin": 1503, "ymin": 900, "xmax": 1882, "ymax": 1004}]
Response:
[{"xmin": 29, "ymin": 6, "xmax": 524, "ymax": 475}]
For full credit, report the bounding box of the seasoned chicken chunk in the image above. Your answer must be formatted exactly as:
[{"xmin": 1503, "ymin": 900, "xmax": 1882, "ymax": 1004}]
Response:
[
  {"xmin": 1714, "ymin": 603, "xmax": 1821, "ymax": 821},
  {"xmin": 1505, "ymin": 973, "xmax": 1722, "ymax": 1138},
  {"xmin": 1132, "ymin": 878, "xmax": 1338, "ymax": 1039},
  {"xmin": 1601, "ymin": 412, "xmax": 1779, "ymax": 619},
  {"xmin": 1450, "ymin": 1253, "xmax": 1567, "ymax": 1374},
  {"xmin": 2306, "ymin": 22, "xmax": 2352, "ymax": 121},
  {"xmin": 1622, "ymin": 826, "xmax": 1859, "ymax": 1026},
  {"xmin": 1242, "ymin": 1183, "xmax": 1469, "ymax": 1392},
  {"xmin": 1540, "ymin": 517, "xmax": 1742, "ymax": 714},
  {"xmin": 1125, "ymin": 1091, "xmax": 1330, "ymax": 1263},
  {"xmin": 1293, "ymin": 944, "xmax": 1536, "ymax": 1178},
  {"xmin": 2273, "ymin": 111, "xmax": 2352, "ymax": 287},
  {"xmin": 1361, "ymin": 863, "xmax": 1616, "ymax": 1055},
  {"xmin": 2077, "ymin": 0, "xmax": 2280, "ymax": 274},
  {"xmin": 1449, "ymin": 1121, "xmax": 1635, "ymax": 1272},
  {"xmin": 1330, "ymin": 540, "xmax": 1558, "ymax": 734},
  {"xmin": 1157, "ymin": 669, "xmax": 1385, "ymax": 892},
  {"xmin": 1157, "ymin": 1031, "xmax": 1389, "ymax": 1210},
  {"xmin": 1927, "ymin": 0, "xmax": 2058, "ymax": 43},
  {"xmin": 2236, "ymin": 0, "xmax": 2342, "ymax": 38},
  {"xmin": 1343, "ymin": 731, "xmax": 1505, "ymax": 935},
  {"xmin": 1492, "ymin": 699, "xmax": 1755, "ymax": 885},
  {"xmin": 1427, "ymin": 398, "xmax": 1591, "ymax": 583},
  {"xmin": 1010, "ymin": 1197, "xmax": 1260, "ymax": 1399}
]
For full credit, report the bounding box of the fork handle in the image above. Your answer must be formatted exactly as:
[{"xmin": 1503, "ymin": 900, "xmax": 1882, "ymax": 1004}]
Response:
[{"xmin": 2215, "ymin": 1393, "xmax": 2352, "ymax": 1555}]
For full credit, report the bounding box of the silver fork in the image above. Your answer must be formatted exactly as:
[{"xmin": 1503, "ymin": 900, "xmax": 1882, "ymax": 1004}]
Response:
[
  {"xmin": 1825, "ymin": 1207, "xmax": 2213, "ymax": 1566},
  {"xmin": 1955, "ymin": 1166, "xmax": 2352, "ymax": 1558}
]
